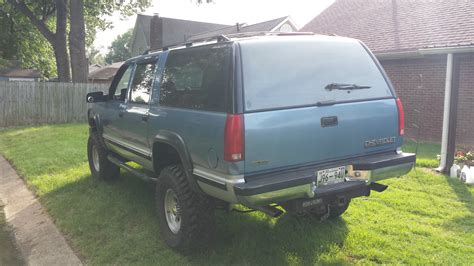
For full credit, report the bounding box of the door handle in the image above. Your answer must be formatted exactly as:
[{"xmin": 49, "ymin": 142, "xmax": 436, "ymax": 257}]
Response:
[{"xmin": 141, "ymin": 115, "xmax": 149, "ymax": 122}]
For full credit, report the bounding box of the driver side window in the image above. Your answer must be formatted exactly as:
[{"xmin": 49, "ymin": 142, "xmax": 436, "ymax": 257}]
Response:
[{"xmin": 110, "ymin": 65, "xmax": 133, "ymax": 101}]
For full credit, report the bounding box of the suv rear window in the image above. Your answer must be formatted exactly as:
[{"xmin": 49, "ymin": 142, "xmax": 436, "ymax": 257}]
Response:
[
  {"xmin": 159, "ymin": 44, "xmax": 232, "ymax": 112},
  {"xmin": 240, "ymin": 38, "xmax": 393, "ymax": 111}
]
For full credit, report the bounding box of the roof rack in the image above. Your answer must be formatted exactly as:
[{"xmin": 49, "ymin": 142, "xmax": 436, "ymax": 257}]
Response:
[{"xmin": 142, "ymin": 31, "xmax": 315, "ymax": 55}]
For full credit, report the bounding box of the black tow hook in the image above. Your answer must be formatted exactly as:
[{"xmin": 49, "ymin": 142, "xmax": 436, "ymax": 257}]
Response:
[{"xmin": 368, "ymin": 182, "xmax": 388, "ymax": 192}]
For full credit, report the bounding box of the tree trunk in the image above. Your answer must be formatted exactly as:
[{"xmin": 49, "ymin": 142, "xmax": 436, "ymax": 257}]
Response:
[
  {"xmin": 55, "ymin": 0, "xmax": 71, "ymax": 82},
  {"xmin": 69, "ymin": 0, "xmax": 88, "ymax": 83},
  {"xmin": 6, "ymin": 0, "xmax": 71, "ymax": 82}
]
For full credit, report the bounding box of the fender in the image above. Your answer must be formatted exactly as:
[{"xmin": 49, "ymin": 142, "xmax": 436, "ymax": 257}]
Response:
[{"xmin": 153, "ymin": 130, "xmax": 201, "ymax": 192}]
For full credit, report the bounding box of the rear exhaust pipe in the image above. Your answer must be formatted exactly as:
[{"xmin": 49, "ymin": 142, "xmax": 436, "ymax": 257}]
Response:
[{"xmin": 252, "ymin": 205, "xmax": 284, "ymax": 218}]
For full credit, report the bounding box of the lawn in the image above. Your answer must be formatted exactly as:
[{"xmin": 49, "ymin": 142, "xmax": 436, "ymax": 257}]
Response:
[{"xmin": 0, "ymin": 124, "xmax": 473, "ymax": 264}]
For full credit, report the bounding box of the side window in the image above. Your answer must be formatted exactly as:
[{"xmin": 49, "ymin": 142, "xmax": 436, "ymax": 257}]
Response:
[
  {"xmin": 110, "ymin": 65, "xmax": 132, "ymax": 101},
  {"xmin": 159, "ymin": 44, "xmax": 231, "ymax": 111},
  {"xmin": 129, "ymin": 62, "xmax": 156, "ymax": 104}
]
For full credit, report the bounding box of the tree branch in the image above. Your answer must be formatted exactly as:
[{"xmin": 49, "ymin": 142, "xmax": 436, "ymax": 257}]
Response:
[{"xmin": 6, "ymin": 0, "xmax": 55, "ymax": 43}]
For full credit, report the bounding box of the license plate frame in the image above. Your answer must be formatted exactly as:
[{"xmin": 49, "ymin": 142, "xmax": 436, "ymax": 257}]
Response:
[{"xmin": 316, "ymin": 166, "xmax": 346, "ymax": 187}]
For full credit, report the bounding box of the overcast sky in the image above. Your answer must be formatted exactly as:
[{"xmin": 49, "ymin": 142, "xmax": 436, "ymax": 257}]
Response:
[{"xmin": 94, "ymin": 0, "xmax": 335, "ymax": 53}]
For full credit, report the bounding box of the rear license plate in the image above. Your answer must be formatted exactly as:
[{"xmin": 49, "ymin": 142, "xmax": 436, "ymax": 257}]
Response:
[{"xmin": 316, "ymin": 166, "xmax": 346, "ymax": 187}]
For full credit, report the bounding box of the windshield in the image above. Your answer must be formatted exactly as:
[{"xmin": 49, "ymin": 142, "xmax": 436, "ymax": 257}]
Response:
[{"xmin": 240, "ymin": 37, "xmax": 393, "ymax": 111}]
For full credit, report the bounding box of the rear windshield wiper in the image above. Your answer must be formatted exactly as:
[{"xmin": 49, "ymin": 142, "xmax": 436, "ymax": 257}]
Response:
[{"xmin": 325, "ymin": 83, "xmax": 371, "ymax": 91}]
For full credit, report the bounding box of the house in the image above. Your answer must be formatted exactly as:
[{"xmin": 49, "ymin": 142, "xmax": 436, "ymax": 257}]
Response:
[
  {"xmin": 88, "ymin": 62, "xmax": 123, "ymax": 84},
  {"xmin": 0, "ymin": 68, "xmax": 41, "ymax": 81},
  {"xmin": 301, "ymin": 0, "xmax": 474, "ymax": 146},
  {"xmin": 88, "ymin": 64, "xmax": 102, "ymax": 74},
  {"xmin": 187, "ymin": 16, "xmax": 298, "ymax": 41},
  {"xmin": 130, "ymin": 14, "xmax": 229, "ymax": 56}
]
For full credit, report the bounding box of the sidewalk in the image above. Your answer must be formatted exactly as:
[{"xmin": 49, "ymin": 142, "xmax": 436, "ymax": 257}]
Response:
[{"xmin": 0, "ymin": 156, "xmax": 82, "ymax": 266}]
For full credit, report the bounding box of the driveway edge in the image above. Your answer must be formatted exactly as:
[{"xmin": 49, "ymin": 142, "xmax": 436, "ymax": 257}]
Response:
[{"xmin": 0, "ymin": 156, "xmax": 82, "ymax": 266}]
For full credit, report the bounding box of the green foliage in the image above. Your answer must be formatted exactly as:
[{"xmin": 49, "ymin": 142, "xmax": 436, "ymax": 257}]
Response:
[
  {"xmin": 0, "ymin": 1, "xmax": 56, "ymax": 78},
  {"xmin": 105, "ymin": 28, "xmax": 133, "ymax": 64},
  {"xmin": 0, "ymin": 124, "xmax": 473, "ymax": 264},
  {"xmin": 87, "ymin": 46, "xmax": 105, "ymax": 66}
]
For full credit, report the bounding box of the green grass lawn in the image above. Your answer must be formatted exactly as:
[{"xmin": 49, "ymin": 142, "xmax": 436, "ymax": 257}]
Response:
[
  {"xmin": 403, "ymin": 139, "xmax": 440, "ymax": 168},
  {"xmin": 0, "ymin": 124, "xmax": 473, "ymax": 264}
]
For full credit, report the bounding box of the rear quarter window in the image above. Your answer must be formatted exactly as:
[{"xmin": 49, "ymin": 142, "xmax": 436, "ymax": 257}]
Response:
[
  {"xmin": 240, "ymin": 37, "xmax": 393, "ymax": 111},
  {"xmin": 159, "ymin": 44, "xmax": 232, "ymax": 112}
]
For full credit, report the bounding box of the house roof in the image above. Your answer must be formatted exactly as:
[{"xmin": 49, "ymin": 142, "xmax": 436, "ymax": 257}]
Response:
[
  {"xmin": 187, "ymin": 16, "xmax": 296, "ymax": 41},
  {"xmin": 0, "ymin": 68, "xmax": 41, "ymax": 78},
  {"xmin": 88, "ymin": 62, "xmax": 123, "ymax": 81},
  {"xmin": 132, "ymin": 14, "xmax": 229, "ymax": 49},
  {"xmin": 301, "ymin": 0, "xmax": 474, "ymax": 54}
]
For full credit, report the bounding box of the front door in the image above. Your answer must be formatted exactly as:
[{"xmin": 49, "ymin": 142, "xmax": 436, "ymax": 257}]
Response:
[{"xmin": 120, "ymin": 59, "xmax": 158, "ymax": 165}]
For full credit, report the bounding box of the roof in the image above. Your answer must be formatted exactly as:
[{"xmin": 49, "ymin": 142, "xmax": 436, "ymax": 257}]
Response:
[
  {"xmin": 0, "ymin": 68, "xmax": 41, "ymax": 78},
  {"xmin": 187, "ymin": 16, "xmax": 296, "ymax": 41},
  {"xmin": 132, "ymin": 14, "xmax": 229, "ymax": 49},
  {"xmin": 301, "ymin": 0, "xmax": 474, "ymax": 54},
  {"xmin": 88, "ymin": 62, "xmax": 123, "ymax": 81}
]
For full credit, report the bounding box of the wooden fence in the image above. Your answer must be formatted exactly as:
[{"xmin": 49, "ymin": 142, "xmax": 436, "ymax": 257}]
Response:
[{"xmin": 0, "ymin": 81, "xmax": 109, "ymax": 127}]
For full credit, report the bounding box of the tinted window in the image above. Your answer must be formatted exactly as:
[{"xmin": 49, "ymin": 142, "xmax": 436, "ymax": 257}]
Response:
[
  {"xmin": 110, "ymin": 65, "xmax": 132, "ymax": 101},
  {"xmin": 129, "ymin": 62, "xmax": 156, "ymax": 104},
  {"xmin": 159, "ymin": 44, "xmax": 231, "ymax": 112},
  {"xmin": 240, "ymin": 37, "xmax": 393, "ymax": 111}
]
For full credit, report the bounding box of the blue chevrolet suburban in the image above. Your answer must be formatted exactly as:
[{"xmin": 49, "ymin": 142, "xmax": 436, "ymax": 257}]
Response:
[{"xmin": 86, "ymin": 32, "xmax": 416, "ymax": 251}]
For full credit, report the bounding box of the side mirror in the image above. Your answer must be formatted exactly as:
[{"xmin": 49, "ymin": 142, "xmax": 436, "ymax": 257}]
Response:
[{"xmin": 86, "ymin": 91, "xmax": 105, "ymax": 103}]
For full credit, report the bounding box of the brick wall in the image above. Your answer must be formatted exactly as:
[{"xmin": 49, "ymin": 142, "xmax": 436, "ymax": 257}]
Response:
[{"xmin": 380, "ymin": 53, "xmax": 474, "ymax": 146}]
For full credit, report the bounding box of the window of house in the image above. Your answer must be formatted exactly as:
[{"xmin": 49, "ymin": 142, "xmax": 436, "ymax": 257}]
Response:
[
  {"xmin": 129, "ymin": 62, "xmax": 156, "ymax": 104},
  {"xmin": 159, "ymin": 44, "xmax": 232, "ymax": 112}
]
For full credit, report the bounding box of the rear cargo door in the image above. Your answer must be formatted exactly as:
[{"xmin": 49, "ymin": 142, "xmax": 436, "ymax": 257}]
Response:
[{"xmin": 239, "ymin": 36, "xmax": 401, "ymax": 173}]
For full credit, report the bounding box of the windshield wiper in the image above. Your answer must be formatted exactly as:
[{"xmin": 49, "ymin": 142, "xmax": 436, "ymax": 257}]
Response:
[{"xmin": 325, "ymin": 83, "xmax": 371, "ymax": 91}]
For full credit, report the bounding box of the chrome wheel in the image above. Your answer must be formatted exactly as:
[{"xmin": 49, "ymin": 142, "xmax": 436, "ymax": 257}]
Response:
[
  {"xmin": 92, "ymin": 144, "xmax": 100, "ymax": 172},
  {"xmin": 164, "ymin": 189, "xmax": 181, "ymax": 234}
]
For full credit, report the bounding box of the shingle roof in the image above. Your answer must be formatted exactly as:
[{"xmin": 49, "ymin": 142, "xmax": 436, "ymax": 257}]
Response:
[
  {"xmin": 187, "ymin": 16, "xmax": 290, "ymax": 41},
  {"xmin": 301, "ymin": 0, "xmax": 474, "ymax": 54},
  {"xmin": 0, "ymin": 68, "xmax": 41, "ymax": 78},
  {"xmin": 88, "ymin": 62, "xmax": 123, "ymax": 81}
]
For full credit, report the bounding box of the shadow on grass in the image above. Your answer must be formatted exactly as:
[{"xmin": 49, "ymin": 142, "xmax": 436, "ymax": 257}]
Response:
[
  {"xmin": 445, "ymin": 176, "xmax": 474, "ymax": 214},
  {"xmin": 42, "ymin": 171, "xmax": 349, "ymax": 265}
]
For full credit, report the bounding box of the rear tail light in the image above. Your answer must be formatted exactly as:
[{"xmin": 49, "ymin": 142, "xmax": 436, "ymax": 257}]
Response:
[
  {"xmin": 224, "ymin": 114, "xmax": 244, "ymax": 161},
  {"xmin": 396, "ymin": 98, "xmax": 405, "ymax": 136}
]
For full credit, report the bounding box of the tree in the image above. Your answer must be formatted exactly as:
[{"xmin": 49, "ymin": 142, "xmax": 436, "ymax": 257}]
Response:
[
  {"xmin": 5, "ymin": 0, "xmax": 152, "ymax": 82},
  {"xmin": 105, "ymin": 29, "xmax": 133, "ymax": 64},
  {"xmin": 69, "ymin": 0, "xmax": 87, "ymax": 82},
  {"xmin": 6, "ymin": 0, "xmax": 71, "ymax": 81}
]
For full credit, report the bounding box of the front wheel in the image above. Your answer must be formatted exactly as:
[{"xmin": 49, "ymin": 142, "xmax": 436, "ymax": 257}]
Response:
[
  {"xmin": 87, "ymin": 133, "xmax": 120, "ymax": 181},
  {"xmin": 155, "ymin": 165, "xmax": 215, "ymax": 252}
]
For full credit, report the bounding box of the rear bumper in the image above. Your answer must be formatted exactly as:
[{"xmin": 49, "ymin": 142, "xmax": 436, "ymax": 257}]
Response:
[{"xmin": 233, "ymin": 151, "xmax": 415, "ymax": 206}]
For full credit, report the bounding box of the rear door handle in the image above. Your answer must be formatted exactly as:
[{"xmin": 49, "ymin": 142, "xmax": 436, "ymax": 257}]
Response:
[{"xmin": 321, "ymin": 116, "xmax": 338, "ymax": 127}]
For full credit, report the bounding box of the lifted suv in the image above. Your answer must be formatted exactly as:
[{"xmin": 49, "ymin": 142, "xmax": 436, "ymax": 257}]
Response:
[{"xmin": 86, "ymin": 32, "xmax": 416, "ymax": 251}]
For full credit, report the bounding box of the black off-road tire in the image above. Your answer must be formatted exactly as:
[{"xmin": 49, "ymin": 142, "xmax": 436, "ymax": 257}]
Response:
[
  {"xmin": 155, "ymin": 165, "xmax": 215, "ymax": 252},
  {"xmin": 87, "ymin": 132, "xmax": 120, "ymax": 181}
]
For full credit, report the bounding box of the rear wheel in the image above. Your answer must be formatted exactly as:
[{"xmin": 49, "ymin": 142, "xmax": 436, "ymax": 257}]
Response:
[
  {"xmin": 155, "ymin": 165, "xmax": 215, "ymax": 252},
  {"xmin": 87, "ymin": 132, "xmax": 120, "ymax": 181}
]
